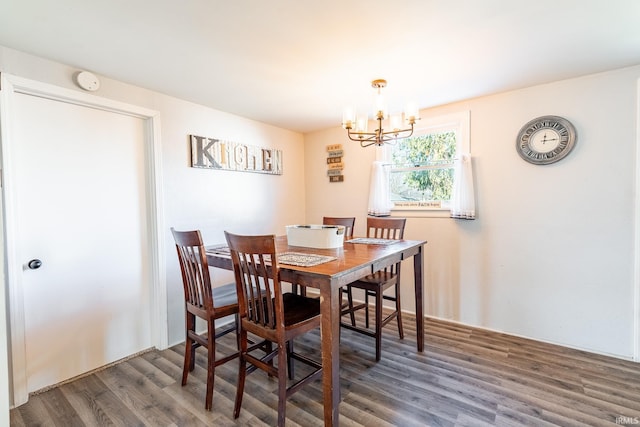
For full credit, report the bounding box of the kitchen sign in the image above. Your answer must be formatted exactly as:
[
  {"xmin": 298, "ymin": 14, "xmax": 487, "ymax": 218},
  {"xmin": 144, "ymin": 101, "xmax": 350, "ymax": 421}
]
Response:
[{"xmin": 190, "ymin": 134, "xmax": 283, "ymax": 175}]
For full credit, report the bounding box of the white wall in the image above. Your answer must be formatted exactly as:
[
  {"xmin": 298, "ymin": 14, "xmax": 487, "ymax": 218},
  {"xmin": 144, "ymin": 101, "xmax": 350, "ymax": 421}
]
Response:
[
  {"xmin": 306, "ymin": 65, "xmax": 640, "ymax": 360},
  {"xmin": 0, "ymin": 45, "xmax": 306, "ymax": 374}
]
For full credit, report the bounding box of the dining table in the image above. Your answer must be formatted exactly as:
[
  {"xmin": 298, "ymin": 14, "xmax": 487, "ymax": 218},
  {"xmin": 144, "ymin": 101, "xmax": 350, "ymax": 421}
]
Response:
[{"xmin": 206, "ymin": 235, "xmax": 426, "ymax": 427}]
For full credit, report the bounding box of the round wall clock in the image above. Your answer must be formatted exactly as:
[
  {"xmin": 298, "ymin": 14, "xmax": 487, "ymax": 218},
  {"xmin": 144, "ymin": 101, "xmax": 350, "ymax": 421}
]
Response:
[{"xmin": 516, "ymin": 115, "xmax": 577, "ymax": 165}]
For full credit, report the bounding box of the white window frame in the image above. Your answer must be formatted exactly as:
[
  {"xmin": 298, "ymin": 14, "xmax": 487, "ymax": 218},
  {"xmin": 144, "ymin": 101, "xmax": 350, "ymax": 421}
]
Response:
[{"xmin": 383, "ymin": 110, "xmax": 470, "ymax": 213}]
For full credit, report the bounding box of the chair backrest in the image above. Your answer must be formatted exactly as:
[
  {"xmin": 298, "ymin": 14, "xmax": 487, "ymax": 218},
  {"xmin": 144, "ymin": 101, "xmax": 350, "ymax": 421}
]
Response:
[
  {"xmin": 322, "ymin": 216, "xmax": 355, "ymax": 239},
  {"xmin": 225, "ymin": 231, "xmax": 283, "ymax": 331},
  {"xmin": 171, "ymin": 228, "xmax": 214, "ymax": 312},
  {"xmin": 366, "ymin": 217, "xmax": 406, "ymax": 240},
  {"xmin": 366, "ymin": 218, "xmax": 406, "ymax": 275}
]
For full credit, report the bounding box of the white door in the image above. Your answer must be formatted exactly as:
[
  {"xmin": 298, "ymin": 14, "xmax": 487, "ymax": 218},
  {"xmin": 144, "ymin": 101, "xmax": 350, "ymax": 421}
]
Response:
[{"xmin": 12, "ymin": 92, "xmax": 152, "ymax": 393}]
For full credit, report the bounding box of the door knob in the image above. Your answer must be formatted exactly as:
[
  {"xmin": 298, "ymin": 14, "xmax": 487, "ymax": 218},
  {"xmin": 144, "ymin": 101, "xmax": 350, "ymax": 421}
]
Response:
[{"xmin": 28, "ymin": 259, "xmax": 42, "ymax": 270}]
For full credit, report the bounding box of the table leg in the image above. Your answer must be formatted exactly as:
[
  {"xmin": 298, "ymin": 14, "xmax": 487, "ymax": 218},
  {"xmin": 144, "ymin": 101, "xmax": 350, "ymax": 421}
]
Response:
[
  {"xmin": 414, "ymin": 245, "xmax": 424, "ymax": 352},
  {"xmin": 320, "ymin": 283, "xmax": 341, "ymax": 426}
]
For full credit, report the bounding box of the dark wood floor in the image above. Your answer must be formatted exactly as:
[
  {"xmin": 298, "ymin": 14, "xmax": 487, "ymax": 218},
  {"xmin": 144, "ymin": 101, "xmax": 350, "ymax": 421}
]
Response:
[{"xmin": 10, "ymin": 313, "xmax": 640, "ymax": 426}]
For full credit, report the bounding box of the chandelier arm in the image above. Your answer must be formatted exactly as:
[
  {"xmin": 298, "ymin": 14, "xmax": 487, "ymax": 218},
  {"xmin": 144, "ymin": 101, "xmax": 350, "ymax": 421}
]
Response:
[
  {"xmin": 379, "ymin": 126, "xmax": 414, "ymax": 140},
  {"xmin": 360, "ymin": 139, "xmax": 380, "ymax": 148},
  {"xmin": 346, "ymin": 129, "xmax": 379, "ymax": 143}
]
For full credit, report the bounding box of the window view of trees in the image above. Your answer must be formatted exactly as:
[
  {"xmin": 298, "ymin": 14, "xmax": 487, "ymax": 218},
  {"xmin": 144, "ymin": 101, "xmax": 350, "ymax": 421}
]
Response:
[{"xmin": 389, "ymin": 131, "xmax": 457, "ymax": 203}]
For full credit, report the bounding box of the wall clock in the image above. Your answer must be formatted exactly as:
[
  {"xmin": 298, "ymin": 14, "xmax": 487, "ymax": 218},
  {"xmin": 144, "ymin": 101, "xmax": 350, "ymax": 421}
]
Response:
[{"xmin": 516, "ymin": 115, "xmax": 577, "ymax": 165}]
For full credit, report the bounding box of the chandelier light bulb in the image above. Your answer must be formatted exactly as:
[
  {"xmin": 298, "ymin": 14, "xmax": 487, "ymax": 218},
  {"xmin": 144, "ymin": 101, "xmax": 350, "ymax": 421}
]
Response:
[
  {"xmin": 342, "ymin": 106, "xmax": 356, "ymax": 129},
  {"xmin": 355, "ymin": 114, "xmax": 369, "ymax": 133},
  {"xmin": 372, "ymin": 79, "xmax": 388, "ymax": 119},
  {"xmin": 390, "ymin": 114, "xmax": 403, "ymax": 133},
  {"xmin": 404, "ymin": 102, "xmax": 419, "ymax": 124}
]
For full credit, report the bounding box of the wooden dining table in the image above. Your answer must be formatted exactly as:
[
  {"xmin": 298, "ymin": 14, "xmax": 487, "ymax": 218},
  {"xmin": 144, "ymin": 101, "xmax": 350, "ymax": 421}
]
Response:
[{"xmin": 206, "ymin": 235, "xmax": 426, "ymax": 427}]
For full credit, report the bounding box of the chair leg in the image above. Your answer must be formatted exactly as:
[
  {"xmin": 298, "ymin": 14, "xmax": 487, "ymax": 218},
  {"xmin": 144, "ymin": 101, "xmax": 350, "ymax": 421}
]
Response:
[
  {"xmin": 266, "ymin": 341, "xmax": 274, "ymax": 377},
  {"xmin": 375, "ymin": 289, "xmax": 383, "ymax": 362},
  {"xmin": 182, "ymin": 338, "xmax": 192, "ymax": 386},
  {"xmin": 364, "ymin": 290, "xmax": 370, "ymax": 329},
  {"xmin": 234, "ymin": 313, "xmax": 241, "ymax": 350},
  {"xmin": 346, "ymin": 287, "xmax": 356, "ymax": 326},
  {"xmin": 277, "ymin": 343, "xmax": 288, "ymax": 427},
  {"xmin": 286, "ymin": 341, "xmax": 294, "ymax": 380},
  {"xmin": 395, "ymin": 282, "xmax": 404, "ymax": 339},
  {"xmin": 205, "ymin": 318, "xmax": 216, "ymax": 411},
  {"xmin": 234, "ymin": 329, "xmax": 248, "ymax": 419},
  {"xmin": 182, "ymin": 312, "xmax": 195, "ymax": 386}
]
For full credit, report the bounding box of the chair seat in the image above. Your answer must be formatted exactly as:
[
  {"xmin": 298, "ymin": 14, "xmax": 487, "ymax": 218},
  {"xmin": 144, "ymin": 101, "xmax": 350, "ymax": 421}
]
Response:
[
  {"xmin": 212, "ymin": 282, "xmax": 238, "ymax": 308},
  {"xmin": 282, "ymin": 293, "xmax": 320, "ymax": 326},
  {"xmin": 252, "ymin": 293, "xmax": 320, "ymax": 327},
  {"xmin": 352, "ymin": 271, "xmax": 397, "ymax": 290}
]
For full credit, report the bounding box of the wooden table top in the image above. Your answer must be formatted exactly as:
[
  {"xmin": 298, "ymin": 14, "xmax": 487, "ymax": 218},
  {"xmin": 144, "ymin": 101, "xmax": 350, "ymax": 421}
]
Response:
[{"xmin": 206, "ymin": 235, "xmax": 425, "ymax": 280}]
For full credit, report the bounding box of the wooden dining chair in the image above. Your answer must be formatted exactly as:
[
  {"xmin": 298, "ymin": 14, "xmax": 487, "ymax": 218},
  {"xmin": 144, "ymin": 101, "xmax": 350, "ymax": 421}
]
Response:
[
  {"xmin": 171, "ymin": 228, "xmax": 240, "ymax": 411},
  {"xmin": 322, "ymin": 216, "xmax": 355, "ymax": 239},
  {"xmin": 225, "ymin": 231, "xmax": 323, "ymax": 427},
  {"xmin": 340, "ymin": 217, "xmax": 406, "ymax": 361},
  {"xmin": 322, "ymin": 216, "xmax": 357, "ymax": 326}
]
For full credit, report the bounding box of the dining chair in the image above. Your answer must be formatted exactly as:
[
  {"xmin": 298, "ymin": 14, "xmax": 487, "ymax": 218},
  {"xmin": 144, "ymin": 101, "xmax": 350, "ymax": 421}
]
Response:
[
  {"xmin": 340, "ymin": 217, "xmax": 407, "ymax": 361},
  {"xmin": 322, "ymin": 216, "xmax": 355, "ymax": 239},
  {"xmin": 171, "ymin": 228, "xmax": 240, "ymax": 411},
  {"xmin": 225, "ymin": 231, "xmax": 323, "ymax": 427},
  {"xmin": 322, "ymin": 216, "xmax": 357, "ymax": 326}
]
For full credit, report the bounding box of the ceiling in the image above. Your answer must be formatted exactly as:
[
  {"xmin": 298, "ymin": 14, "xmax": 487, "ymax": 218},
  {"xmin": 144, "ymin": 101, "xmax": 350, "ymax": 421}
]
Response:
[{"xmin": 1, "ymin": 1, "xmax": 640, "ymax": 134}]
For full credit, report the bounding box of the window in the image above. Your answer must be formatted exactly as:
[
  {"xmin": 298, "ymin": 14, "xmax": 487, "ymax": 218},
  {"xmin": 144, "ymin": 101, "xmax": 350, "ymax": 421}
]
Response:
[{"xmin": 384, "ymin": 111, "xmax": 470, "ymax": 211}]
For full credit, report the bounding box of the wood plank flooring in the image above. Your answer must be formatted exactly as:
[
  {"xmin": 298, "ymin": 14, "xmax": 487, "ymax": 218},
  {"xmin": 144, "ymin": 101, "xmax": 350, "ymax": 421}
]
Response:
[{"xmin": 10, "ymin": 314, "xmax": 640, "ymax": 426}]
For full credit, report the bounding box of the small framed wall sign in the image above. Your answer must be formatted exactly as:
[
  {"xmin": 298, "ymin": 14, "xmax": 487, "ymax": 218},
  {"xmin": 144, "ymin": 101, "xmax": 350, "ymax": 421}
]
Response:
[{"xmin": 326, "ymin": 144, "xmax": 343, "ymax": 182}]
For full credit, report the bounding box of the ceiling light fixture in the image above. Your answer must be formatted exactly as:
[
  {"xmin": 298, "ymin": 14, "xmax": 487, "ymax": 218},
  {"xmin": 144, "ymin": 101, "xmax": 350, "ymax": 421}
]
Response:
[{"xmin": 342, "ymin": 79, "xmax": 420, "ymax": 147}]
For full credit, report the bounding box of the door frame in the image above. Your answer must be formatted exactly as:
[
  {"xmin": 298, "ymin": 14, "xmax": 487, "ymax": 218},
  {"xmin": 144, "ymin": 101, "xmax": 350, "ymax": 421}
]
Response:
[
  {"xmin": 0, "ymin": 73, "xmax": 167, "ymax": 406},
  {"xmin": 635, "ymin": 77, "xmax": 640, "ymax": 362}
]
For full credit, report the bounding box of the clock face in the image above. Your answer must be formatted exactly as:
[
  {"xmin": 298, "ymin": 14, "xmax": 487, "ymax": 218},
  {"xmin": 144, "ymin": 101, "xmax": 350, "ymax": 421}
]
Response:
[
  {"xmin": 516, "ymin": 115, "xmax": 577, "ymax": 165},
  {"xmin": 529, "ymin": 129, "xmax": 561, "ymax": 153}
]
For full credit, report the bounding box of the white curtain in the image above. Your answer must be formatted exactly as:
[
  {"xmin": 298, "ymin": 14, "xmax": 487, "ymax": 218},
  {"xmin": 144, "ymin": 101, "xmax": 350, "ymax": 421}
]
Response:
[
  {"xmin": 450, "ymin": 153, "xmax": 476, "ymax": 220},
  {"xmin": 367, "ymin": 160, "xmax": 392, "ymax": 216}
]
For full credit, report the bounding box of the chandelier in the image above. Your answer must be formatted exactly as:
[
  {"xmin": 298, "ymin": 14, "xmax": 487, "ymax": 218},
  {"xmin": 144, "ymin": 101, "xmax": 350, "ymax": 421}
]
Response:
[{"xmin": 342, "ymin": 79, "xmax": 420, "ymax": 147}]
